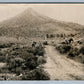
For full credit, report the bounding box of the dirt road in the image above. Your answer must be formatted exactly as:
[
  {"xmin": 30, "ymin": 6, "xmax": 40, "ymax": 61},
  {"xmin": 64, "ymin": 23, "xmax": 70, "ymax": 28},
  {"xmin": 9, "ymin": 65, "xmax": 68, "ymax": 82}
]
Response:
[{"xmin": 43, "ymin": 45, "xmax": 84, "ymax": 80}]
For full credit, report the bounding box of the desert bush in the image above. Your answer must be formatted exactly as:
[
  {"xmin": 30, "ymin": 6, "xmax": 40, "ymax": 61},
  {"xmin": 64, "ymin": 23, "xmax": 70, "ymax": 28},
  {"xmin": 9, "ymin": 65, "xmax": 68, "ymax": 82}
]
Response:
[
  {"xmin": 15, "ymin": 67, "xmax": 22, "ymax": 75},
  {"xmin": 25, "ymin": 55, "xmax": 38, "ymax": 70},
  {"xmin": 32, "ymin": 41, "xmax": 37, "ymax": 47},
  {"xmin": 60, "ymin": 34, "xmax": 63, "ymax": 37},
  {"xmin": 68, "ymin": 48, "xmax": 79, "ymax": 58},
  {"xmin": 68, "ymin": 51, "xmax": 76, "ymax": 57},
  {"xmin": 0, "ymin": 43, "xmax": 14, "ymax": 48},
  {"xmin": 22, "ymin": 68, "xmax": 50, "ymax": 80},
  {"xmin": 43, "ymin": 41, "xmax": 48, "ymax": 45},
  {"xmin": 80, "ymin": 47, "xmax": 84, "ymax": 55},
  {"xmin": 11, "ymin": 47, "xmax": 33, "ymax": 58},
  {"xmin": 0, "ymin": 56, "xmax": 6, "ymax": 62},
  {"xmin": 38, "ymin": 50, "xmax": 44, "ymax": 56},
  {"xmin": 50, "ymin": 34, "xmax": 55, "ymax": 38},
  {"xmin": 7, "ymin": 57, "xmax": 24, "ymax": 72},
  {"xmin": 20, "ymin": 52, "xmax": 34, "ymax": 60},
  {"xmin": 37, "ymin": 56, "xmax": 46, "ymax": 65},
  {"xmin": 56, "ymin": 44, "xmax": 71, "ymax": 54},
  {"xmin": 11, "ymin": 51, "xmax": 21, "ymax": 56},
  {"xmin": 27, "ymin": 46, "xmax": 45, "ymax": 56},
  {"xmin": 35, "ymin": 46, "xmax": 44, "ymax": 56},
  {"xmin": 63, "ymin": 45, "xmax": 71, "ymax": 53},
  {"xmin": 27, "ymin": 47, "xmax": 36, "ymax": 55},
  {"xmin": 12, "ymin": 43, "xmax": 45, "ymax": 56},
  {"xmin": 37, "ymin": 45, "xmax": 45, "ymax": 55},
  {"xmin": 0, "ymin": 51, "xmax": 8, "ymax": 56},
  {"xmin": 11, "ymin": 47, "xmax": 34, "ymax": 59},
  {"xmin": 46, "ymin": 34, "xmax": 49, "ymax": 38}
]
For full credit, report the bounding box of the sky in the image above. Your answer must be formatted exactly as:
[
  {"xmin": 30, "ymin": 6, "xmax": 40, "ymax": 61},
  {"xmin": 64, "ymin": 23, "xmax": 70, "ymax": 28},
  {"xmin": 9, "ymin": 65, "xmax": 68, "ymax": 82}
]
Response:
[{"xmin": 0, "ymin": 4, "xmax": 84, "ymax": 25}]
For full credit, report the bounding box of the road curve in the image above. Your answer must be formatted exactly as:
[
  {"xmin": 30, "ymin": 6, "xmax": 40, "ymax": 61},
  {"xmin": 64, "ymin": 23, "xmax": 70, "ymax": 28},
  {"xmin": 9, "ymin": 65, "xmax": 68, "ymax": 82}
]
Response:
[{"xmin": 43, "ymin": 45, "xmax": 84, "ymax": 80}]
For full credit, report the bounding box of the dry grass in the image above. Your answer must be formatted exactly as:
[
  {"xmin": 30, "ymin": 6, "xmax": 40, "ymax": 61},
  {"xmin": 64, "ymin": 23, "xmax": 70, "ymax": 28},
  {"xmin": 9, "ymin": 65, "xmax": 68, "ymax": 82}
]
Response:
[{"xmin": 0, "ymin": 36, "xmax": 18, "ymax": 44}]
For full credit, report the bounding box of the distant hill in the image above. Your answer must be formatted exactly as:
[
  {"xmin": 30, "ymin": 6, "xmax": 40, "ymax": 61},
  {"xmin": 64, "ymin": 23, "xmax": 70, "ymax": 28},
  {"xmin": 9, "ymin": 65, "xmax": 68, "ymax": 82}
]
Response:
[{"xmin": 0, "ymin": 8, "xmax": 84, "ymax": 39}]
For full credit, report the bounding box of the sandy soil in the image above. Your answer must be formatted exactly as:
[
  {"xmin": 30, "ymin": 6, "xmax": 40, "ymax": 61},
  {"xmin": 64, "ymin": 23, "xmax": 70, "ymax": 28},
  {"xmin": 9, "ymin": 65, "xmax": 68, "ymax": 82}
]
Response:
[{"xmin": 43, "ymin": 45, "xmax": 84, "ymax": 80}]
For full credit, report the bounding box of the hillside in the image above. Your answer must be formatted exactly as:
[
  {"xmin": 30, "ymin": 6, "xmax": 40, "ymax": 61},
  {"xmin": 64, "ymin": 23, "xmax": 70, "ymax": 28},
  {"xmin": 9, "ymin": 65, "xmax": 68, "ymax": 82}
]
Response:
[{"xmin": 0, "ymin": 8, "xmax": 84, "ymax": 39}]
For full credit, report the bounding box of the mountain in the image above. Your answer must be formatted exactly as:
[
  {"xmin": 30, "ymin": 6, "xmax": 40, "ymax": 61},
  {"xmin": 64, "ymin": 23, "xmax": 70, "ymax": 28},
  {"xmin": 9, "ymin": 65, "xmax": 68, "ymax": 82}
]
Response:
[{"xmin": 0, "ymin": 8, "xmax": 84, "ymax": 39}]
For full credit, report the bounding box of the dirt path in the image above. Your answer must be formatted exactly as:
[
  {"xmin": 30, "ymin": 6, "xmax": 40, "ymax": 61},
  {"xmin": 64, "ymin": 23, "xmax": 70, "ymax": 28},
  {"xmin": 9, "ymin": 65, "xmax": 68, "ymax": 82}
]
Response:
[{"xmin": 43, "ymin": 45, "xmax": 84, "ymax": 80}]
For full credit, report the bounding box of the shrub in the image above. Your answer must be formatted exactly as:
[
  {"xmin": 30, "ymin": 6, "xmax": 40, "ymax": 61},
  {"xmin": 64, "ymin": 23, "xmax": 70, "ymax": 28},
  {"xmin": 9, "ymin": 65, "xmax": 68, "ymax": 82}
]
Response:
[
  {"xmin": 35, "ymin": 46, "xmax": 45, "ymax": 56},
  {"xmin": 0, "ymin": 56, "xmax": 6, "ymax": 62},
  {"xmin": 0, "ymin": 52, "xmax": 5, "ymax": 56},
  {"xmin": 21, "ymin": 52, "xmax": 34, "ymax": 60},
  {"xmin": 43, "ymin": 41, "xmax": 48, "ymax": 45},
  {"xmin": 50, "ymin": 34, "xmax": 55, "ymax": 38},
  {"xmin": 27, "ymin": 47, "xmax": 36, "ymax": 54},
  {"xmin": 22, "ymin": 68, "xmax": 50, "ymax": 80},
  {"xmin": 63, "ymin": 45, "xmax": 71, "ymax": 53},
  {"xmin": 11, "ymin": 47, "xmax": 34, "ymax": 59},
  {"xmin": 80, "ymin": 47, "xmax": 84, "ymax": 55},
  {"xmin": 38, "ymin": 51, "xmax": 44, "ymax": 56},
  {"xmin": 25, "ymin": 44, "xmax": 45, "ymax": 56},
  {"xmin": 46, "ymin": 34, "xmax": 49, "ymax": 38},
  {"xmin": 56, "ymin": 44, "xmax": 71, "ymax": 54},
  {"xmin": 68, "ymin": 51, "xmax": 76, "ymax": 57},
  {"xmin": 0, "ymin": 43, "xmax": 13, "ymax": 48},
  {"xmin": 25, "ymin": 55, "xmax": 38, "ymax": 70},
  {"xmin": 15, "ymin": 67, "xmax": 22, "ymax": 75},
  {"xmin": 7, "ymin": 57, "xmax": 24, "ymax": 72},
  {"xmin": 60, "ymin": 34, "xmax": 63, "ymax": 37},
  {"xmin": 37, "ymin": 56, "xmax": 46, "ymax": 65},
  {"xmin": 68, "ymin": 48, "xmax": 79, "ymax": 58}
]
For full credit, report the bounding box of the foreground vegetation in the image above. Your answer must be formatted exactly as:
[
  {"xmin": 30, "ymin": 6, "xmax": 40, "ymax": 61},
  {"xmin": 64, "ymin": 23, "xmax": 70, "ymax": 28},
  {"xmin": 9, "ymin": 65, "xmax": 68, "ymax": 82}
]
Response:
[
  {"xmin": 0, "ymin": 39, "xmax": 50, "ymax": 80},
  {"xmin": 55, "ymin": 36, "xmax": 84, "ymax": 64}
]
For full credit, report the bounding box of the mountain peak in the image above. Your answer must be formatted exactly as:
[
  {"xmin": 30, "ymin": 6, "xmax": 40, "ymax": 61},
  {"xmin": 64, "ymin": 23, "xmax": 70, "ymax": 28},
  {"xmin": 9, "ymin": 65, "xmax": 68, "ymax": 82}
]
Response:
[
  {"xmin": 22, "ymin": 8, "xmax": 38, "ymax": 16},
  {"xmin": 26, "ymin": 8, "xmax": 35, "ymax": 11},
  {"xmin": 0, "ymin": 7, "xmax": 82, "ymax": 39}
]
